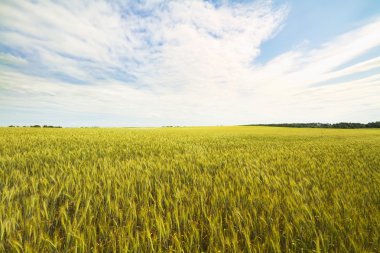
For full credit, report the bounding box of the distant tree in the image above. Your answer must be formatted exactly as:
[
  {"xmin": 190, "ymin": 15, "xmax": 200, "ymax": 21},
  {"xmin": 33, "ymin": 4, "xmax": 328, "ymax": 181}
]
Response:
[
  {"xmin": 42, "ymin": 125, "xmax": 62, "ymax": 128},
  {"xmin": 31, "ymin": 125, "xmax": 41, "ymax": 128},
  {"xmin": 367, "ymin": 121, "xmax": 380, "ymax": 128}
]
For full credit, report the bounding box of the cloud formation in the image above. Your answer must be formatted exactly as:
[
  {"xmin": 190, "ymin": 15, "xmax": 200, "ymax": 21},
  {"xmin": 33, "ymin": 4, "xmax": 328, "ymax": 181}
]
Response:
[{"xmin": 0, "ymin": 0, "xmax": 379, "ymax": 126}]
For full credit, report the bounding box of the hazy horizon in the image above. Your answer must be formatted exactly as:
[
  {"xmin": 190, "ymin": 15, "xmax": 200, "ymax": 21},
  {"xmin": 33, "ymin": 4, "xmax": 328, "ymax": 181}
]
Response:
[{"xmin": 1, "ymin": 0, "xmax": 380, "ymax": 127}]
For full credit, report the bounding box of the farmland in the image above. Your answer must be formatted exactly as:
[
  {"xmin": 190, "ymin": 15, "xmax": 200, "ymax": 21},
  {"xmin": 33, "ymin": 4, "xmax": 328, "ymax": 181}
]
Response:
[{"xmin": 0, "ymin": 126, "xmax": 379, "ymax": 252}]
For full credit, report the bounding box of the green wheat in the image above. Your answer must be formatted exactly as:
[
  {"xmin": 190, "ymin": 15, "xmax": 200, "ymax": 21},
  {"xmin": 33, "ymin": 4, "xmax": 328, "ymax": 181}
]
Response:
[{"xmin": 0, "ymin": 126, "xmax": 379, "ymax": 252}]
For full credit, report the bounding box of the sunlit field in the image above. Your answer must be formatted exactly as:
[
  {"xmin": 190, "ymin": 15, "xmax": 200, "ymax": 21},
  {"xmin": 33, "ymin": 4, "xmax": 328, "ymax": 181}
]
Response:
[{"xmin": 1, "ymin": 126, "xmax": 379, "ymax": 252}]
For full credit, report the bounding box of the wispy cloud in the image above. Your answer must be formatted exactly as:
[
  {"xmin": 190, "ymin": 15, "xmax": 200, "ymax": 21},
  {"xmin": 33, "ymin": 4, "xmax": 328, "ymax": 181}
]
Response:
[{"xmin": 0, "ymin": 0, "xmax": 379, "ymax": 126}]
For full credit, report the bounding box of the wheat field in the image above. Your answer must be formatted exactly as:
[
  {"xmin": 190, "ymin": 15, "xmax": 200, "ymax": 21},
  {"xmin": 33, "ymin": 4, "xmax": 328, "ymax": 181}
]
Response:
[{"xmin": 0, "ymin": 126, "xmax": 379, "ymax": 252}]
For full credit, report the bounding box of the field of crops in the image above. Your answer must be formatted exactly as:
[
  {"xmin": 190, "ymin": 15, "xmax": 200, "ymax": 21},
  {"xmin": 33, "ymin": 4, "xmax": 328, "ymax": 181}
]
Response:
[{"xmin": 0, "ymin": 126, "xmax": 379, "ymax": 252}]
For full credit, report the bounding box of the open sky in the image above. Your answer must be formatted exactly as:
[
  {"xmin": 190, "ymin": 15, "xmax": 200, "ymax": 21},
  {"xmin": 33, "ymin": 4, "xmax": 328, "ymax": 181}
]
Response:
[{"xmin": 1, "ymin": 0, "xmax": 379, "ymax": 127}]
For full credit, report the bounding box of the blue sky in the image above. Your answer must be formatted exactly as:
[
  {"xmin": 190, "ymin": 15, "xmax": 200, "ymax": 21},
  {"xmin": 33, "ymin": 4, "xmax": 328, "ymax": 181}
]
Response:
[{"xmin": 0, "ymin": 0, "xmax": 379, "ymax": 127}]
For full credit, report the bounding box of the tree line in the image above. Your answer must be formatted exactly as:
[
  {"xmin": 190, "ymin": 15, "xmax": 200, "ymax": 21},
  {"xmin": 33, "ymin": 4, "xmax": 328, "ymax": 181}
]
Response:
[
  {"xmin": 248, "ymin": 121, "xmax": 380, "ymax": 129},
  {"xmin": 8, "ymin": 125, "xmax": 62, "ymax": 128}
]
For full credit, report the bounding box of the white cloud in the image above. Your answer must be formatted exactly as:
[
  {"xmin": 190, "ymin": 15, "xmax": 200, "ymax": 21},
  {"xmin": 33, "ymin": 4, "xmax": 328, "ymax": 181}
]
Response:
[
  {"xmin": 0, "ymin": 52, "xmax": 27, "ymax": 65},
  {"xmin": 0, "ymin": 0, "xmax": 379, "ymax": 126}
]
